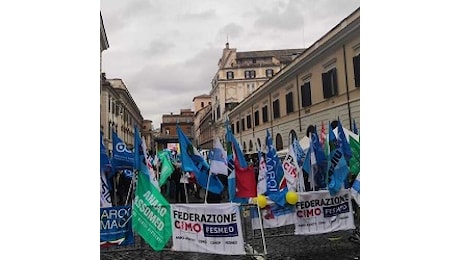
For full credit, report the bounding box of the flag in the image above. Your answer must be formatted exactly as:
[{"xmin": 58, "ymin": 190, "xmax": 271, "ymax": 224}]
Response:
[
  {"xmin": 100, "ymin": 131, "xmax": 112, "ymax": 208},
  {"xmin": 257, "ymin": 150, "xmax": 267, "ymax": 195},
  {"xmin": 225, "ymin": 121, "xmax": 249, "ymax": 203},
  {"xmin": 349, "ymin": 135, "xmax": 360, "ymax": 176},
  {"xmin": 131, "ymin": 153, "xmax": 172, "ymax": 251},
  {"xmin": 353, "ymin": 119, "xmax": 359, "ymax": 135},
  {"xmin": 133, "ymin": 126, "xmax": 159, "ymax": 189},
  {"xmin": 282, "ymin": 143, "xmax": 305, "ymax": 192},
  {"xmin": 292, "ymin": 138, "xmax": 306, "ymax": 166},
  {"xmin": 177, "ymin": 126, "xmax": 224, "ymax": 194},
  {"xmin": 303, "ymin": 132, "xmax": 328, "ymax": 190},
  {"xmin": 158, "ymin": 150, "xmax": 174, "ymax": 187},
  {"xmin": 337, "ymin": 119, "xmax": 352, "ymax": 162},
  {"xmin": 327, "ymin": 124, "xmax": 349, "ymax": 196},
  {"xmin": 234, "ymin": 154, "xmax": 257, "ymax": 198},
  {"xmin": 265, "ymin": 129, "xmax": 287, "ymax": 206},
  {"xmin": 111, "ymin": 130, "xmax": 134, "ymax": 173},
  {"xmin": 351, "ymin": 173, "xmax": 360, "ymax": 206},
  {"xmin": 320, "ymin": 121, "xmax": 326, "ymax": 148},
  {"xmin": 209, "ymin": 137, "xmax": 228, "ymax": 175}
]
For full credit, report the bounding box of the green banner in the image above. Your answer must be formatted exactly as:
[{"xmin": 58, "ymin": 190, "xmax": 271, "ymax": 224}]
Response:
[
  {"xmin": 159, "ymin": 151, "xmax": 174, "ymax": 187},
  {"xmin": 132, "ymin": 171, "xmax": 171, "ymax": 251}
]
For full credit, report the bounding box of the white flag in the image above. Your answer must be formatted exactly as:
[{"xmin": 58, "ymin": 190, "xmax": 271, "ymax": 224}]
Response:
[
  {"xmin": 257, "ymin": 151, "xmax": 267, "ymax": 195},
  {"xmin": 142, "ymin": 137, "xmax": 160, "ymax": 190},
  {"xmin": 282, "ymin": 144, "xmax": 304, "ymax": 192},
  {"xmin": 209, "ymin": 137, "xmax": 228, "ymax": 175}
]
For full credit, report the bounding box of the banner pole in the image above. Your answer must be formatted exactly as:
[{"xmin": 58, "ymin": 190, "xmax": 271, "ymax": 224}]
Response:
[
  {"xmin": 113, "ymin": 171, "xmax": 118, "ymax": 206},
  {"xmin": 184, "ymin": 181, "xmax": 189, "ymax": 203}
]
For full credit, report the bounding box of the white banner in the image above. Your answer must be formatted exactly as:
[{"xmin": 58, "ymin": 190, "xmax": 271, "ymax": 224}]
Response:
[
  {"xmin": 295, "ymin": 189, "xmax": 355, "ymax": 235},
  {"xmin": 251, "ymin": 202, "xmax": 296, "ymax": 230},
  {"xmin": 170, "ymin": 203, "xmax": 246, "ymax": 255}
]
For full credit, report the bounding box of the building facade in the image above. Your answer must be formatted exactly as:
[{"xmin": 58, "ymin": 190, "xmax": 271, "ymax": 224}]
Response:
[
  {"xmin": 100, "ymin": 78, "xmax": 144, "ymax": 155},
  {"xmin": 227, "ymin": 8, "xmax": 360, "ymax": 154},
  {"xmin": 209, "ymin": 43, "xmax": 306, "ymax": 141},
  {"xmin": 193, "ymin": 94, "xmax": 213, "ymax": 149},
  {"xmin": 155, "ymin": 109, "xmax": 195, "ymax": 151}
]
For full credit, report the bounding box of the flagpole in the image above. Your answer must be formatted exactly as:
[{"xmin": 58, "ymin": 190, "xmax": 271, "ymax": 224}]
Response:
[
  {"xmin": 256, "ymin": 205, "xmax": 268, "ymax": 257},
  {"xmin": 113, "ymin": 171, "xmax": 119, "ymax": 206},
  {"xmin": 125, "ymin": 170, "xmax": 137, "ymax": 205},
  {"xmin": 204, "ymin": 172, "xmax": 211, "ymax": 204},
  {"xmin": 184, "ymin": 182, "xmax": 189, "ymax": 203}
]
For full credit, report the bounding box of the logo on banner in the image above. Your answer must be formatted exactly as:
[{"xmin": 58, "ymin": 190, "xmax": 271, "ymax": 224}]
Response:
[
  {"xmin": 100, "ymin": 206, "xmax": 134, "ymax": 247},
  {"xmin": 173, "ymin": 210, "xmax": 239, "ymax": 237},
  {"xmin": 116, "ymin": 142, "xmax": 132, "ymax": 153}
]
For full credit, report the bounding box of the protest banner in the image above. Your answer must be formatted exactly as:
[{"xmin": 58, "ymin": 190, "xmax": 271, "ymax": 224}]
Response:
[{"xmin": 171, "ymin": 203, "xmax": 245, "ymax": 255}]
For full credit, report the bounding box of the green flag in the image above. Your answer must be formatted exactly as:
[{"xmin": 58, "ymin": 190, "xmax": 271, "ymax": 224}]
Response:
[
  {"xmin": 159, "ymin": 151, "xmax": 174, "ymax": 186},
  {"xmin": 132, "ymin": 170, "xmax": 172, "ymax": 251},
  {"xmin": 349, "ymin": 135, "xmax": 360, "ymax": 176}
]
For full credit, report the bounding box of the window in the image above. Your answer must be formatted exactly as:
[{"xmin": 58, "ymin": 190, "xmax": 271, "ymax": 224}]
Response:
[
  {"xmin": 247, "ymin": 83, "xmax": 255, "ymax": 93},
  {"xmin": 273, "ymin": 99, "xmax": 280, "ymax": 119},
  {"xmin": 231, "ymin": 123, "xmax": 235, "ymax": 134},
  {"xmin": 165, "ymin": 128, "xmax": 170, "ymax": 135},
  {"xmin": 243, "ymin": 142, "xmax": 247, "ymax": 153},
  {"xmin": 266, "ymin": 69, "xmax": 274, "ymax": 78},
  {"xmin": 257, "ymin": 138, "xmax": 261, "ymax": 149},
  {"xmin": 246, "ymin": 115, "xmax": 252, "ymax": 129},
  {"xmin": 227, "ymin": 71, "xmax": 234, "ymax": 79},
  {"xmin": 216, "ymin": 105, "xmax": 221, "ymax": 120},
  {"xmin": 306, "ymin": 125, "xmax": 315, "ymax": 137},
  {"xmin": 275, "ymin": 133, "xmax": 283, "ymax": 151},
  {"xmin": 353, "ymin": 54, "xmax": 360, "ymax": 87},
  {"xmin": 249, "ymin": 140, "xmax": 253, "ymax": 152},
  {"xmin": 201, "ymin": 102, "xmax": 204, "ymax": 108},
  {"xmin": 236, "ymin": 121, "xmax": 240, "ymax": 133},
  {"xmin": 262, "ymin": 105, "xmax": 268, "ymax": 123},
  {"xmin": 252, "ymin": 58, "xmax": 257, "ymax": 64},
  {"xmin": 285, "ymin": 92, "xmax": 294, "ymax": 114},
  {"xmin": 254, "ymin": 110, "xmax": 260, "ymax": 126},
  {"xmin": 108, "ymin": 97, "xmax": 111, "ymax": 112},
  {"xmin": 241, "ymin": 118, "xmax": 245, "ymax": 131},
  {"xmin": 301, "ymin": 82, "xmax": 312, "ymax": 107},
  {"xmin": 244, "ymin": 70, "xmax": 256, "ymax": 79},
  {"xmin": 289, "ymin": 130, "xmax": 297, "ymax": 145},
  {"xmin": 322, "ymin": 68, "xmax": 338, "ymax": 99}
]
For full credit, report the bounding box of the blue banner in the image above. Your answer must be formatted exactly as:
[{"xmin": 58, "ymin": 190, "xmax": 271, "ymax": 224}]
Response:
[
  {"xmin": 100, "ymin": 206, "xmax": 134, "ymax": 247},
  {"xmin": 112, "ymin": 131, "xmax": 134, "ymax": 171}
]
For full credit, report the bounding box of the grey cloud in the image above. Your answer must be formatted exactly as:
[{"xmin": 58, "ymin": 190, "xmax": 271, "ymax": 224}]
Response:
[
  {"xmin": 253, "ymin": 1, "xmax": 304, "ymax": 31},
  {"xmin": 179, "ymin": 9, "xmax": 217, "ymax": 20},
  {"xmin": 143, "ymin": 40, "xmax": 176, "ymax": 56},
  {"xmin": 216, "ymin": 23, "xmax": 244, "ymax": 42}
]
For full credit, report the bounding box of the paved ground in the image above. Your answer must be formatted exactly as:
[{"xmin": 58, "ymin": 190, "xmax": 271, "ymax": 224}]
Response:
[{"xmin": 101, "ymin": 186, "xmax": 360, "ymax": 260}]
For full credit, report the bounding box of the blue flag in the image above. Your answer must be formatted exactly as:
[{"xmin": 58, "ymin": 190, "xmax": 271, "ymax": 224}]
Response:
[
  {"xmin": 177, "ymin": 126, "xmax": 224, "ymax": 194},
  {"xmin": 353, "ymin": 119, "xmax": 359, "ymax": 135},
  {"xmin": 327, "ymin": 124, "xmax": 349, "ymax": 196},
  {"xmin": 265, "ymin": 129, "xmax": 287, "ymax": 207},
  {"xmin": 311, "ymin": 132, "xmax": 328, "ymax": 188},
  {"xmin": 292, "ymin": 138, "xmax": 306, "ymax": 166},
  {"xmin": 337, "ymin": 119, "xmax": 352, "ymax": 162},
  {"xmin": 111, "ymin": 130, "xmax": 134, "ymax": 172}
]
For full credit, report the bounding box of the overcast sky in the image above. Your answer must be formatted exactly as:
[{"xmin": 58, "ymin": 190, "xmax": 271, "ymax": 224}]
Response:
[{"xmin": 100, "ymin": 0, "xmax": 360, "ymax": 128}]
